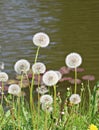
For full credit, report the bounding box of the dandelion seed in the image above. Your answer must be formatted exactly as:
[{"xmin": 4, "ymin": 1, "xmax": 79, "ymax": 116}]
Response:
[
  {"xmin": 14, "ymin": 59, "xmax": 30, "ymax": 74},
  {"xmin": 65, "ymin": 52, "xmax": 82, "ymax": 68},
  {"xmin": 0, "ymin": 72, "xmax": 8, "ymax": 82},
  {"xmin": 40, "ymin": 94, "xmax": 53, "ymax": 105},
  {"xmin": 33, "ymin": 32, "xmax": 50, "ymax": 48},
  {"xmin": 32, "ymin": 62, "xmax": 46, "ymax": 74},
  {"xmin": 69, "ymin": 94, "xmax": 81, "ymax": 104},
  {"xmin": 8, "ymin": 84, "xmax": 21, "ymax": 96},
  {"xmin": 42, "ymin": 70, "xmax": 59, "ymax": 86}
]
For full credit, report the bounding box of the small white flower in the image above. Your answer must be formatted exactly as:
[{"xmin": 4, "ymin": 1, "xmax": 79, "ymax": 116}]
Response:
[
  {"xmin": 40, "ymin": 94, "xmax": 53, "ymax": 105},
  {"xmin": 69, "ymin": 94, "xmax": 81, "ymax": 104},
  {"xmin": 42, "ymin": 70, "xmax": 59, "ymax": 86},
  {"xmin": 65, "ymin": 52, "xmax": 82, "ymax": 68},
  {"xmin": 36, "ymin": 85, "xmax": 49, "ymax": 95},
  {"xmin": 54, "ymin": 71, "xmax": 62, "ymax": 81},
  {"xmin": 41, "ymin": 103, "xmax": 53, "ymax": 113},
  {"xmin": 14, "ymin": 59, "xmax": 30, "ymax": 74},
  {"xmin": 0, "ymin": 72, "xmax": 8, "ymax": 82},
  {"xmin": 8, "ymin": 84, "xmax": 21, "ymax": 96},
  {"xmin": 32, "ymin": 62, "xmax": 46, "ymax": 74},
  {"xmin": 33, "ymin": 32, "xmax": 50, "ymax": 48}
]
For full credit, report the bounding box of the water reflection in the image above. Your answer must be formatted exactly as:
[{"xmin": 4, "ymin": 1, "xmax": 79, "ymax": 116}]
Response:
[{"xmin": 0, "ymin": 0, "xmax": 99, "ymax": 82}]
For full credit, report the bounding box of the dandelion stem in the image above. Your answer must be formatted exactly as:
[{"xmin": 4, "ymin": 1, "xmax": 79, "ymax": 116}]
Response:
[
  {"xmin": 17, "ymin": 96, "xmax": 20, "ymax": 130},
  {"xmin": 34, "ymin": 46, "xmax": 40, "ymax": 63},
  {"xmin": 1, "ymin": 81, "xmax": 4, "ymax": 105},
  {"xmin": 44, "ymin": 111, "xmax": 48, "ymax": 130},
  {"xmin": 30, "ymin": 46, "xmax": 40, "ymax": 128},
  {"xmin": 53, "ymin": 85, "xmax": 57, "ymax": 116},
  {"xmin": 37, "ymin": 74, "xmax": 40, "ymax": 130},
  {"xmin": 74, "ymin": 67, "xmax": 77, "ymax": 94}
]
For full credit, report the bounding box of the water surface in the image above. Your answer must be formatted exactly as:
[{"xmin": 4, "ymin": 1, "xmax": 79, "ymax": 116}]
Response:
[{"xmin": 0, "ymin": 0, "xmax": 99, "ymax": 83}]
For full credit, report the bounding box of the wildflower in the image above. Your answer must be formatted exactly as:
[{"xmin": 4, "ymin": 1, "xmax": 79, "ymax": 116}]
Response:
[
  {"xmin": 59, "ymin": 66, "xmax": 70, "ymax": 75},
  {"xmin": 40, "ymin": 94, "xmax": 53, "ymax": 105},
  {"xmin": 69, "ymin": 78, "xmax": 81, "ymax": 84},
  {"xmin": 8, "ymin": 84, "xmax": 21, "ymax": 96},
  {"xmin": 65, "ymin": 52, "xmax": 82, "ymax": 68},
  {"xmin": 69, "ymin": 94, "xmax": 81, "ymax": 104},
  {"xmin": 82, "ymin": 75, "xmax": 95, "ymax": 81},
  {"xmin": 36, "ymin": 85, "xmax": 49, "ymax": 95},
  {"xmin": 14, "ymin": 59, "xmax": 30, "ymax": 74},
  {"xmin": 42, "ymin": 70, "xmax": 59, "ymax": 86},
  {"xmin": 32, "ymin": 62, "xmax": 46, "ymax": 74},
  {"xmin": 0, "ymin": 72, "xmax": 8, "ymax": 82},
  {"xmin": 41, "ymin": 103, "xmax": 53, "ymax": 113},
  {"xmin": 33, "ymin": 32, "xmax": 50, "ymax": 48},
  {"xmin": 88, "ymin": 124, "xmax": 98, "ymax": 130},
  {"xmin": 54, "ymin": 71, "xmax": 62, "ymax": 81}
]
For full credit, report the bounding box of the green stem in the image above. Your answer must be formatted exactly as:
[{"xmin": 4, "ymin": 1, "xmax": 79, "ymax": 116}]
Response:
[
  {"xmin": 17, "ymin": 96, "xmax": 20, "ymax": 130},
  {"xmin": 44, "ymin": 111, "xmax": 48, "ymax": 130},
  {"xmin": 17, "ymin": 73, "xmax": 23, "ymax": 130},
  {"xmin": 30, "ymin": 46, "xmax": 40, "ymax": 112},
  {"xmin": 37, "ymin": 74, "xmax": 40, "ymax": 130},
  {"xmin": 34, "ymin": 46, "xmax": 40, "ymax": 63},
  {"xmin": 53, "ymin": 85, "xmax": 57, "ymax": 116},
  {"xmin": 1, "ymin": 81, "xmax": 4, "ymax": 105},
  {"xmin": 30, "ymin": 46, "xmax": 40, "ymax": 128},
  {"xmin": 74, "ymin": 67, "xmax": 77, "ymax": 94}
]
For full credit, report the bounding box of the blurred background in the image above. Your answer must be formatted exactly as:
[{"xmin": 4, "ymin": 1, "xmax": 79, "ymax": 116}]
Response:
[{"xmin": 0, "ymin": 0, "xmax": 99, "ymax": 83}]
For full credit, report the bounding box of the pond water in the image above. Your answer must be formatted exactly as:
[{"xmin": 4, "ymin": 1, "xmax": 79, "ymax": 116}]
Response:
[{"xmin": 0, "ymin": 0, "xmax": 99, "ymax": 84}]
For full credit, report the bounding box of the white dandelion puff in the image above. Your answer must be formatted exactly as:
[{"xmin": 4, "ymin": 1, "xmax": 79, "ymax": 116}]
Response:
[
  {"xmin": 33, "ymin": 32, "xmax": 50, "ymax": 48},
  {"xmin": 41, "ymin": 103, "xmax": 53, "ymax": 113},
  {"xmin": 8, "ymin": 84, "xmax": 21, "ymax": 96},
  {"xmin": 54, "ymin": 71, "xmax": 62, "ymax": 81},
  {"xmin": 32, "ymin": 62, "xmax": 46, "ymax": 74},
  {"xmin": 69, "ymin": 94, "xmax": 81, "ymax": 104},
  {"xmin": 36, "ymin": 85, "xmax": 49, "ymax": 95},
  {"xmin": 0, "ymin": 72, "xmax": 8, "ymax": 82},
  {"xmin": 65, "ymin": 52, "xmax": 82, "ymax": 68},
  {"xmin": 42, "ymin": 70, "xmax": 59, "ymax": 86},
  {"xmin": 40, "ymin": 94, "xmax": 53, "ymax": 105},
  {"xmin": 14, "ymin": 59, "xmax": 30, "ymax": 74}
]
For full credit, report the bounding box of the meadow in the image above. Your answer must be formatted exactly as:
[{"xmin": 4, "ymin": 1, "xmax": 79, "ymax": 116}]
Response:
[{"xmin": 0, "ymin": 32, "xmax": 99, "ymax": 130}]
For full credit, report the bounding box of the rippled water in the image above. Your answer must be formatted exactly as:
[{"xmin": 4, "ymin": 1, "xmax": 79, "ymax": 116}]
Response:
[{"xmin": 0, "ymin": 0, "xmax": 99, "ymax": 83}]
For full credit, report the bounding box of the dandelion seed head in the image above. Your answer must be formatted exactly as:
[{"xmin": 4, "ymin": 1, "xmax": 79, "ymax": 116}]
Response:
[
  {"xmin": 32, "ymin": 62, "xmax": 46, "ymax": 74},
  {"xmin": 65, "ymin": 52, "xmax": 82, "ymax": 68},
  {"xmin": 36, "ymin": 85, "xmax": 49, "ymax": 95},
  {"xmin": 54, "ymin": 71, "xmax": 62, "ymax": 81},
  {"xmin": 40, "ymin": 94, "xmax": 53, "ymax": 105},
  {"xmin": 42, "ymin": 70, "xmax": 59, "ymax": 86},
  {"xmin": 33, "ymin": 32, "xmax": 50, "ymax": 48},
  {"xmin": 41, "ymin": 103, "xmax": 53, "ymax": 113},
  {"xmin": 14, "ymin": 59, "xmax": 30, "ymax": 74},
  {"xmin": 69, "ymin": 94, "xmax": 81, "ymax": 104},
  {"xmin": 8, "ymin": 84, "xmax": 21, "ymax": 96},
  {"xmin": 0, "ymin": 72, "xmax": 8, "ymax": 82}
]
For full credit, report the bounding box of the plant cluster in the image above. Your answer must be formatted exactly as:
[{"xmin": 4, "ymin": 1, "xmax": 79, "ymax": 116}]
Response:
[{"xmin": 0, "ymin": 32, "xmax": 99, "ymax": 130}]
